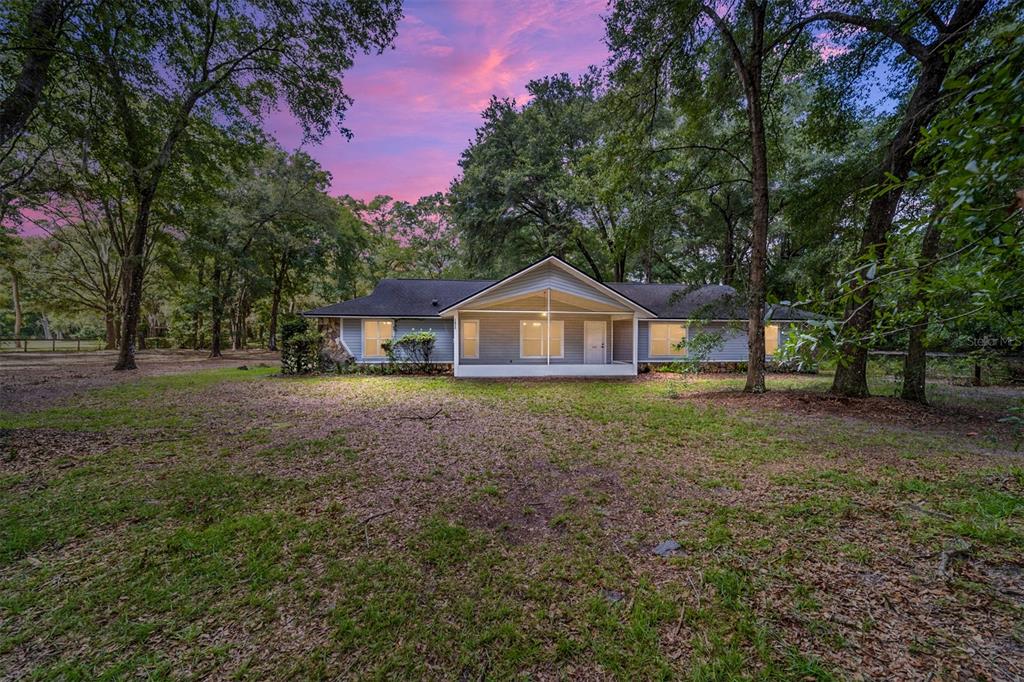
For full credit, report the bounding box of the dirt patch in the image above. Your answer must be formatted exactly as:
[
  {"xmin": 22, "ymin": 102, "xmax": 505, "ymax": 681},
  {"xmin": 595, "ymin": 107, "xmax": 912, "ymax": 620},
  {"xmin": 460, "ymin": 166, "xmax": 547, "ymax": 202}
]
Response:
[
  {"xmin": 0, "ymin": 349, "xmax": 279, "ymax": 413},
  {"xmin": 682, "ymin": 388, "xmax": 1013, "ymax": 440},
  {"xmin": 458, "ymin": 459, "xmax": 626, "ymax": 544}
]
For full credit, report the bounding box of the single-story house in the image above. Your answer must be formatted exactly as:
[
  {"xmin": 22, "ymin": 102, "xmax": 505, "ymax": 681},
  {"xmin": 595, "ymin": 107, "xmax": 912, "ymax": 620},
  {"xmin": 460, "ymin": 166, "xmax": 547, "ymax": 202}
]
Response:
[{"xmin": 303, "ymin": 256, "xmax": 815, "ymax": 378}]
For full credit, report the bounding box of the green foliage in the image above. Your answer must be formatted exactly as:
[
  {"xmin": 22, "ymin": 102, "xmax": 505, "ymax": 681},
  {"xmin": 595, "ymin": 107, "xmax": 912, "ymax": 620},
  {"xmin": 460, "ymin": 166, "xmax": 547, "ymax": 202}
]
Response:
[
  {"xmin": 280, "ymin": 317, "xmax": 323, "ymax": 375},
  {"xmin": 381, "ymin": 330, "xmax": 437, "ymax": 370},
  {"xmin": 1000, "ymin": 402, "xmax": 1024, "ymax": 452}
]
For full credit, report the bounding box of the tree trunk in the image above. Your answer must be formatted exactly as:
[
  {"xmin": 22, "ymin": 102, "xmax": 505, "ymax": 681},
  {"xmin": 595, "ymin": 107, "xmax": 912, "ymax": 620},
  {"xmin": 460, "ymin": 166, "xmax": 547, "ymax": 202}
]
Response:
[
  {"xmin": 0, "ymin": 0, "xmax": 64, "ymax": 147},
  {"xmin": 114, "ymin": 190, "xmax": 155, "ymax": 370},
  {"xmin": 40, "ymin": 314, "xmax": 50, "ymax": 339},
  {"xmin": 832, "ymin": 45, "xmax": 975, "ymax": 395},
  {"xmin": 722, "ymin": 217, "xmax": 736, "ymax": 287},
  {"xmin": 209, "ymin": 260, "xmax": 223, "ymax": 358},
  {"xmin": 901, "ymin": 216, "xmax": 941, "ymax": 403},
  {"xmin": 615, "ymin": 253, "xmax": 626, "ymax": 282},
  {"xmin": 742, "ymin": 4, "xmax": 768, "ymax": 394},
  {"xmin": 267, "ymin": 254, "xmax": 287, "ymax": 351},
  {"xmin": 231, "ymin": 287, "xmax": 248, "ymax": 350},
  {"xmin": 575, "ymin": 237, "xmax": 604, "ymax": 282},
  {"xmin": 104, "ymin": 302, "xmax": 117, "ymax": 350},
  {"xmin": 11, "ymin": 270, "xmax": 22, "ymax": 348}
]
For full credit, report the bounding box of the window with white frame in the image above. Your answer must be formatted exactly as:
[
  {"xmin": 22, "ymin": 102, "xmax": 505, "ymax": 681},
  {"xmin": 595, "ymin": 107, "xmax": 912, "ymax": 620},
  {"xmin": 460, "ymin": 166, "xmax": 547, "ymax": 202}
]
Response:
[
  {"xmin": 548, "ymin": 319, "xmax": 564, "ymax": 358},
  {"xmin": 362, "ymin": 319, "xmax": 393, "ymax": 357},
  {"xmin": 764, "ymin": 324, "xmax": 780, "ymax": 355},
  {"xmin": 649, "ymin": 322, "xmax": 686, "ymax": 357},
  {"xmin": 461, "ymin": 319, "xmax": 479, "ymax": 358},
  {"xmin": 519, "ymin": 319, "xmax": 563, "ymax": 358}
]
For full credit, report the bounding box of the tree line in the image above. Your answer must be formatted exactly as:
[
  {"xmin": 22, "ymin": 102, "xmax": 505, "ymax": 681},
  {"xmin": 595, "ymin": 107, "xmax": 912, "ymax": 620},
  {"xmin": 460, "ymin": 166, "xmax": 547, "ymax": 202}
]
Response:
[{"xmin": 2, "ymin": 0, "xmax": 1021, "ymax": 403}]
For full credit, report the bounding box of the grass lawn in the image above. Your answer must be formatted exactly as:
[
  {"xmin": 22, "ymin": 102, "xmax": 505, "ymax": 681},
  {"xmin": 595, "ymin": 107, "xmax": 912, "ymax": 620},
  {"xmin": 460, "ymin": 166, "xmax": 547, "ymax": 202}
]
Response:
[{"xmin": 1, "ymin": 365, "xmax": 1022, "ymax": 679}]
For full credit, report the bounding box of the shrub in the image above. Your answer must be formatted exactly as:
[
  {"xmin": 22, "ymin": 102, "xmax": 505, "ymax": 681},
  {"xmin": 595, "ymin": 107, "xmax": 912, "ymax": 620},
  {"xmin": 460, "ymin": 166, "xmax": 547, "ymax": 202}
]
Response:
[
  {"xmin": 280, "ymin": 317, "xmax": 324, "ymax": 375},
  {"xmin": 381, "ymin": 330, "xmax": 436, "ymax": 371}
]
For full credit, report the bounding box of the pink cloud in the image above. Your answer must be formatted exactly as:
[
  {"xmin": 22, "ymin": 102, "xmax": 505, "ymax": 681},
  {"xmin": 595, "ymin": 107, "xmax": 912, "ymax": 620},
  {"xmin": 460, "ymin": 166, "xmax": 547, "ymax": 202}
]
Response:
[{"xmin": 272, "ymin": 0, "xmax": 611, "ymax": 202}]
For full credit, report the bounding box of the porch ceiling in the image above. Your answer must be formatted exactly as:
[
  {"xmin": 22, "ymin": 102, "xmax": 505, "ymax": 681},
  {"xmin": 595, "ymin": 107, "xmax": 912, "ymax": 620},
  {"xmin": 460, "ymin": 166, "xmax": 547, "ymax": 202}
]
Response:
[{"xmin": 462, "ymin": 289, "xmax": 632, "ymax": 313}]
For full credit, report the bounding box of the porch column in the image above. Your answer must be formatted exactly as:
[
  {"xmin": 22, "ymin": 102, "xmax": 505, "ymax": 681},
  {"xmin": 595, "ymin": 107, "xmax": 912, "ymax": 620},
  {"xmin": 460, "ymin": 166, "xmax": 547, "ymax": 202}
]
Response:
[
  {"xmin": 546, "ymin": 288, "xmax": 551, "ymax": 366},
  {"xmin": 453, "ymin": 311, "xmax": 460, "ymax": 377},
  {"xmin": 632, "ymin": 314, "xmax": 638, "ymax": 373}
]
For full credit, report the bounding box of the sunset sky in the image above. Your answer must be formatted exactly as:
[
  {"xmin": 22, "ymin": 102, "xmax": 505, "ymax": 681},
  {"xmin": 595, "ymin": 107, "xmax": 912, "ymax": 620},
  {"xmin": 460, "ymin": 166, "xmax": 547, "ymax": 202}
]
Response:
[{"xmin": 265, "ymin": 0, "xmax": 610, "ymax": 203}]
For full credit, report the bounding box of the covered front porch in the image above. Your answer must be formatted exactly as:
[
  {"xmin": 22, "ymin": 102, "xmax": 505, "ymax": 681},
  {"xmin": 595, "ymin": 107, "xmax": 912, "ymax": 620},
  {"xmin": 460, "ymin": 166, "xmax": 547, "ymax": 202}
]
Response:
[
  {"xmin": 448, "ymin": 289, "xmax": 640, "ymax": 378},
  {"xmin": 439, "ymin": 257, "xmax": 655, "ymax": 378}
]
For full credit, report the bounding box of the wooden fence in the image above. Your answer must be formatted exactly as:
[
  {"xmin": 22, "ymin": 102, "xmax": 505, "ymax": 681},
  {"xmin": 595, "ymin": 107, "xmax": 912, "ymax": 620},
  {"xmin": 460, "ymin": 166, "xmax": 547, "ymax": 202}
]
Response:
[{"xmin": 0, "ymin": 338, "xmax": 105, "ymax": 352}]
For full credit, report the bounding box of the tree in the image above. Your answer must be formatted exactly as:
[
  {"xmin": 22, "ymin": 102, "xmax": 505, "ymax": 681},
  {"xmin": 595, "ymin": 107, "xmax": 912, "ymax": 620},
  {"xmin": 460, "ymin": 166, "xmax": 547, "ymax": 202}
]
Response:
[
  {"xmin": 608, "ymin": 0, "xmax": 823, "ymax": 393},
  {"xmin": 0, "ymin": 0, "xmax": 69, "ymax": 147},
  {"xmin": 0, "ymin": 229, "xmax": 24, "ymax": 345},
  {"xmin": 809, "ymin": 0, "xmax": 993, "ymax": 396},
  {"xmin": 451, "ymin": 72, "xmax": 620, "ymax": 280},
  {"xmin": 257, "ymin": 150, "xmax": 355, "ymax": 351},
  {"xmin": 70, "ymin": 0, "xmax": 401, "ymax": 370}
]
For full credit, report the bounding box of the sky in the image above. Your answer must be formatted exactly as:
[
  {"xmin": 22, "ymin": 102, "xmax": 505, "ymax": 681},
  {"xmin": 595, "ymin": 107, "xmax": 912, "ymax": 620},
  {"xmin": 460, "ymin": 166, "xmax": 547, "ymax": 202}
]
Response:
[{"xmin": 264, "ymin": 0, "xmax": 611, "ymax": 203}]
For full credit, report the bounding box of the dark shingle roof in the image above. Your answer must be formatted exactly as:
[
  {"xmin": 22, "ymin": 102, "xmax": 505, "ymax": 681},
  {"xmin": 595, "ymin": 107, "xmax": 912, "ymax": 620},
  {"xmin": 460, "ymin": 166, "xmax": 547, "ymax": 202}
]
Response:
[
  {"xmin": 304, "ymin": 279, "xmax": 495, "ymax": 317},
  {"xmin": 305, "ymin": 280, "xmax": 817, "ymax": 321},
  {"xmin": 606, "ymin": 283, "xmax": 817, "ymax": 320}
]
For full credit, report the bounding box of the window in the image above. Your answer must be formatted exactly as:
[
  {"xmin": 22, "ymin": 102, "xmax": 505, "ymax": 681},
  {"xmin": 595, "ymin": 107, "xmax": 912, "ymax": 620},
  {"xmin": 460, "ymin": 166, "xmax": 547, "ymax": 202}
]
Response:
[
  {"xmin": 519, "ymin": 319, "xmax": 564, "ymax": 358},
  {"xmin": 765, "ymin": 324, "xmax": 780, "ymax": 355},
  {"xmin": 548, "ymin": 320, "xmax": 564, "ymax": 358},
  {"xmin": 649, "ymin": 322, "xmax": 686, "ymax": 357},
  {"xmin": 363, "ymin": 319, "xmax": 393, "ymax": 357},
  {"xmin": 461, "ymin": 319, "xmax": 479, "ymax": 358}
]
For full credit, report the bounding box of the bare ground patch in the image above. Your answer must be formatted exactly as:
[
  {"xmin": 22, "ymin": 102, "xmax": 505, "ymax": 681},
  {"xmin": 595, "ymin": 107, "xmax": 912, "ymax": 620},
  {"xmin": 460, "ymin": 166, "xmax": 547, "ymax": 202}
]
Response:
[
  {"xmin": 0, "ymin": 349, "xmax": 279, "ymax": 413},
  {"xmin": 680, "ymin": 385, "xmax": 1019, "ymax": 443},
  {"xmin": 2, "ymin": 369, "xmax": 1023, "ymax": 679}
]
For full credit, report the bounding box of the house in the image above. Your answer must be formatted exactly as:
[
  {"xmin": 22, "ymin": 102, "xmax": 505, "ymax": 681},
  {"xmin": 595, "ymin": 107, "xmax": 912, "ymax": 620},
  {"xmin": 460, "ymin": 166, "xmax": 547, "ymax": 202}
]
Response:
[{"xmin": 303, "ymin": 256, "xmax": 815, "ymax": 378}]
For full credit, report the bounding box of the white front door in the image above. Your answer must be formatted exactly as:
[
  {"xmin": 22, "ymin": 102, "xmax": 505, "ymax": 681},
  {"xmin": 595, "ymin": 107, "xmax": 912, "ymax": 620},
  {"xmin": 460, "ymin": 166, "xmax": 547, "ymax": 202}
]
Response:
[{"xmin": 584, "ymin": 321, "xmax": 606, "ymax": 364}]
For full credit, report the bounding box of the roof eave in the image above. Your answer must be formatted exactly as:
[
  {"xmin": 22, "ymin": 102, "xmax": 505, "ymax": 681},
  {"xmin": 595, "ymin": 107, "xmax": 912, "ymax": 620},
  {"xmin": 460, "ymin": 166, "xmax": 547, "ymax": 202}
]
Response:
[{"xmin": 438, "ymin": 255, "xmax": 656, "ymax": 317}]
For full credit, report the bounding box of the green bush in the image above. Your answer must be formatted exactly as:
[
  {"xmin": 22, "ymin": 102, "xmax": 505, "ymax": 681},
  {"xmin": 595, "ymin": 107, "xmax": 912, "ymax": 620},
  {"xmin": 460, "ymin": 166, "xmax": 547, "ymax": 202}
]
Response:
[
  {"xmin": 381, "ymin": 330, "xmax": 436, "ymax": 371},
  {"xmin": 280, "ymin": 317, "xmax": 323, "ymax": 375}
]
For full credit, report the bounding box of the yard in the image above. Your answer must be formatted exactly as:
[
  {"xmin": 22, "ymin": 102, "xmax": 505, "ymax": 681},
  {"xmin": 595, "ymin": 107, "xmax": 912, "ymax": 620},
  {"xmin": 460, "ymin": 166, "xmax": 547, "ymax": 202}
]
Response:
[{"xmin": 1, "ymin": 353, "xmax": 1022, "ymax": 679}]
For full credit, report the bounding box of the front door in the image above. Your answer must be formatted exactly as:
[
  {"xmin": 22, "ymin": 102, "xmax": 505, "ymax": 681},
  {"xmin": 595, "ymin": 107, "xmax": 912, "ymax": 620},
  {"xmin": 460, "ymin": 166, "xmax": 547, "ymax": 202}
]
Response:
[{"xmin": 584, "ymin": 321, "xmax": 606, "ymax": 364}]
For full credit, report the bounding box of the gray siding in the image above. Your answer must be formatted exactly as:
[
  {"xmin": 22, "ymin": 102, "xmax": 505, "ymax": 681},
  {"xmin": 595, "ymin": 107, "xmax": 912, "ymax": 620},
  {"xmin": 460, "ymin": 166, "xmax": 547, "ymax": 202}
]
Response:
[
  {"xmin": 612, "ymin": 319, "xmax": 632, "ymax": 362},
  {"xmin": 459, "ymin": 313, "xmax": 615, "ymax": 364},
  {"xmin": 638, "ymin": 321, "xmax": 790, "ymax": 362},
  {"xmin": 396, "ymin": 319, "xmax": 454, "ymax": 362},
  {"xmin": 339, "ymin": 318, "xmax": 453, "ymax": 363},
  {"xmin": 468, "ymin": 264, "xmax": 628, "ymax": 311}
]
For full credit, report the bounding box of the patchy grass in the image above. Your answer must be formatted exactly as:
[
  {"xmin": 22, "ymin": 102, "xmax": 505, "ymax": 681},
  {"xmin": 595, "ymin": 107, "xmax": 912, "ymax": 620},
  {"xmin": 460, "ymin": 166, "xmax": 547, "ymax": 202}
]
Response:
[{"xmin": 1, "ymin": 368, "xmax": 1022, "ymax": 679}]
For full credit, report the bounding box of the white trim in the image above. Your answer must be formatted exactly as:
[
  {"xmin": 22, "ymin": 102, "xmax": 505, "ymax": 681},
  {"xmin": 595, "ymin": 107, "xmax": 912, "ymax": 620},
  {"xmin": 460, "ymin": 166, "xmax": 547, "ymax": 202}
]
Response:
[
  {"xmin": 459, "ymin": 309, "xmax": 630, "ymax": 315},
  {"xmin": 453, "ymin": 311, "xmax": 461, "ymax": 377},
  {"xmin": 583, "ymin": 320, "xmax": 606, "ymax": 365},
  {"xmin": 361, "ymin": 318, "xmax": 394, "ymax": 358},
  {"xmin": 546, "ymin": 288, "xmax": 551, "ymax": 366},
  {"xmin": 307, "ymin": 315, "xmax": 441, "ymax": 319},
  {"xmin": 632, "ymin": 315, "xmax": 638, "ymax": 369},
  {"xmin": 457, "ymin": 363, "xmax": 636, "ymax": 378},
  {"xmin": 461, "ymin": 318, "xmax": 480, "ymax": 359},
  {"xmin": 438, "ymin": 256, "xmax": 656, "ymax": 317},
  {"xmin": 519, "ymin": 319, "xmax": 563, "ymax": 359},
  {"xmin": 336, "ymin": 319, "xmax": 353, "ymax": 355}
]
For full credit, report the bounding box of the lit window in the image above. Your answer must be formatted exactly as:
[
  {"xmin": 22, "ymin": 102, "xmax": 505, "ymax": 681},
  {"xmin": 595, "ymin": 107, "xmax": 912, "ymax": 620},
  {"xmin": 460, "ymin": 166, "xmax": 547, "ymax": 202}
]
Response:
[
  {"xmin": 649, "ymin": 323, "xmax": 686, "ymax": 357},
  {"xmin": 520, "ymin": 320, "xmax": 545, "ymax": 358},
  {"xmin": 461, "ymin": 319, "xmax": 479, "ymax": 359},
  {"xmin": 363, "ymin": 319, "xmax": 393, "ymax": 357},
  {"xmin": 765, "ymin": 324, "xmax": 780, "ymax": 355},
  {"xmin": 519, "ymin": 319, "xmax": 564, "ymax": 358},
  {"xmin": 548, "ymin": 320, "xmax": 564, "ymax": 358}
]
